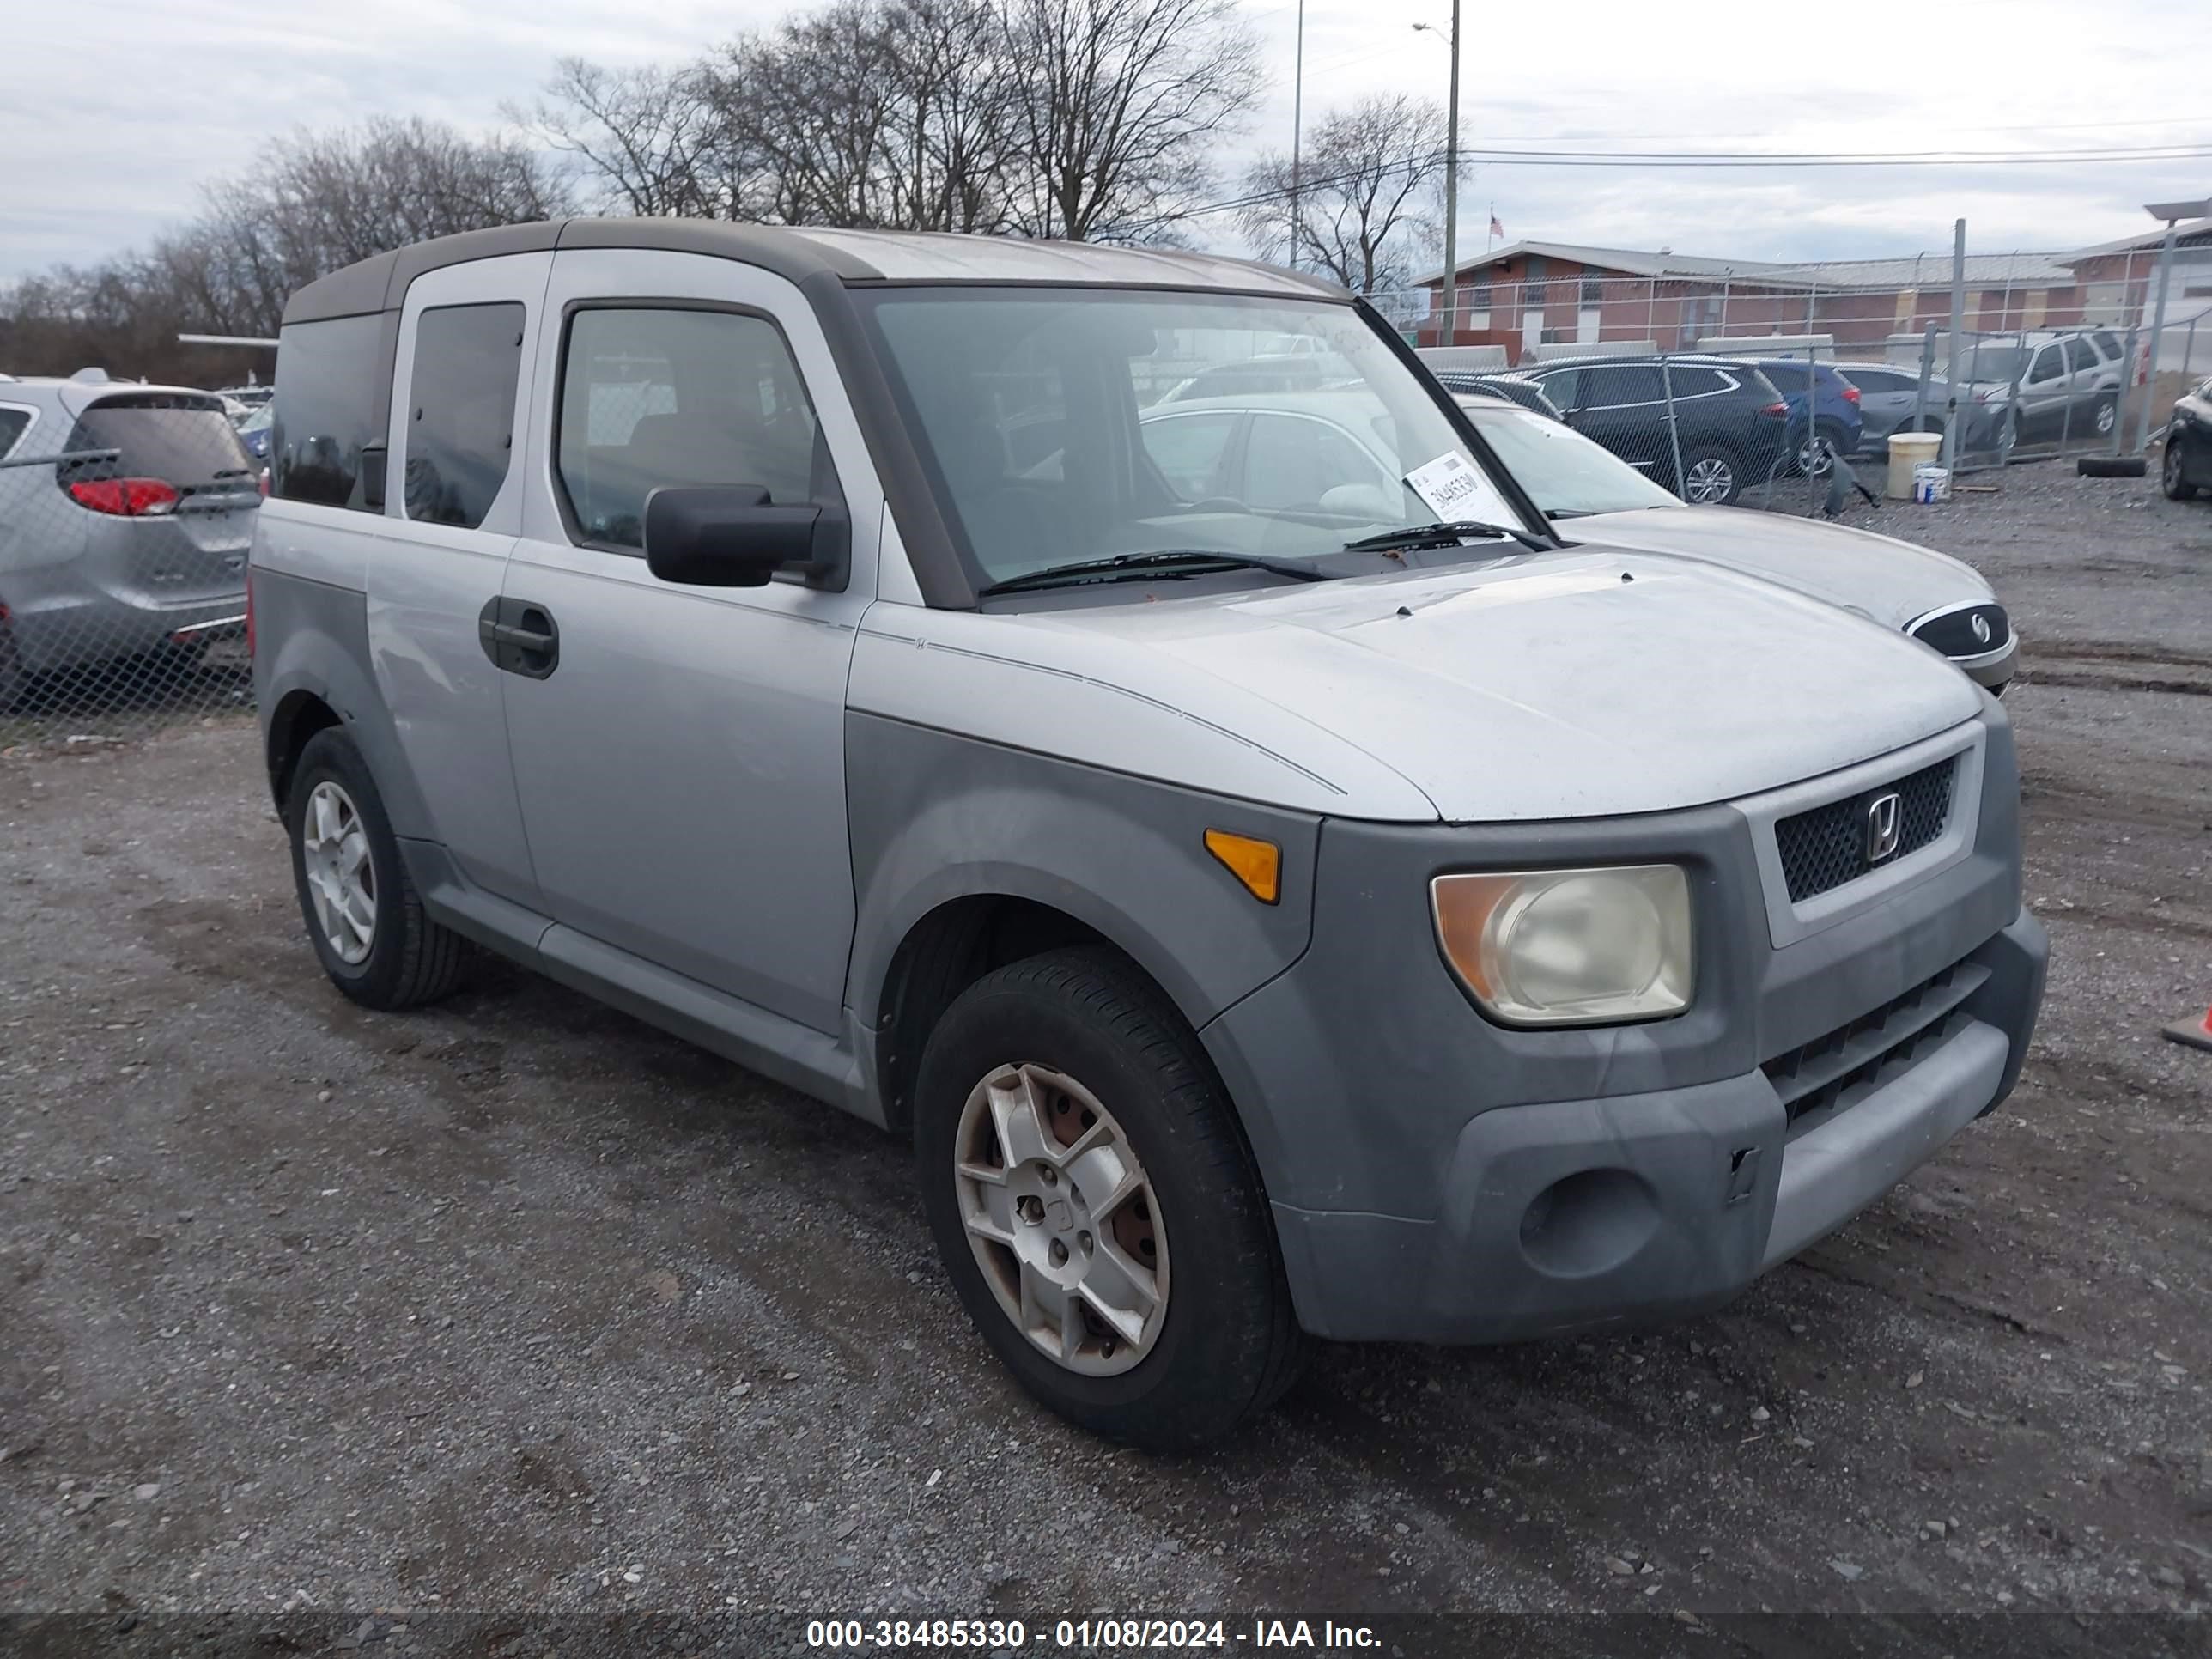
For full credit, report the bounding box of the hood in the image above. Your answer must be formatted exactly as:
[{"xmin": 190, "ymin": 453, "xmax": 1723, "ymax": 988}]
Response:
[
  {"xmin": 1011, "ymin": 549, "xmax": 1984, "ymax": 822},
  {"xmin": 1554, "ymin": 506, "xmax": 1991, "ymax": 630}
]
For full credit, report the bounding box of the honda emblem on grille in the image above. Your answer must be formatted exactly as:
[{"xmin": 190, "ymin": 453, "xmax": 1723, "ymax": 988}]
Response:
[
  {"xmin": 1970, "ymin": 612, "xmax": 1992, "ymax": 645},
  {"xmin": 1865, "ymin": 792, "xmax": 1903, "ymax": 862}
]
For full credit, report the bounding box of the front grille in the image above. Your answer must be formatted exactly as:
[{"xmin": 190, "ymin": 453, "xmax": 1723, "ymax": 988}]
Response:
[
  {"xmin": 1775, "ymin": 757, "xmax": 1955, "ymax": 902},
  {"xmin": 1762, "ymin": 958, "xmax": 1990, "ymax": 1130},
  {"xmin": 1911, "ymin": 603, "xmax": 2011, "ymax": 659}
]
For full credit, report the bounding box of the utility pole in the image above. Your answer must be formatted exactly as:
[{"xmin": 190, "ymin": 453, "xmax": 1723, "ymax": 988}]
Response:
[{"xmin": 1413, "ymin": 3, "xmax": 1462, "ymax": 342}]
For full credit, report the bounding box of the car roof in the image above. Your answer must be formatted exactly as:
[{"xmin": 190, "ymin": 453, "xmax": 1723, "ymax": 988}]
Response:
[
  {"xmin": 1142, "ymin": 390, "xmax": 1382, "ymax": 421},
  {"xmin": 1522, "ymin": 353, "xmax": 1747, "ymax": 370},
  {"xmin": 284, "ymin": 218, "xmax": 1346, "ymax": 325},
  {"xmin": 0, "ymin": 378, "xmax": 218, "ymax": 408}
]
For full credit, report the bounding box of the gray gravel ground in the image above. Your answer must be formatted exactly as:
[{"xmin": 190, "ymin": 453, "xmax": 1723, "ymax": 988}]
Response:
[{"xmin": 1, "ymin": 459, "xmax": 2208, "ymax": 1640}]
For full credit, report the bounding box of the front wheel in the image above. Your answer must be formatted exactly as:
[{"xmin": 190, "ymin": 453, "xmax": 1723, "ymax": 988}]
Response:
[
  {"xmin": 2162, "ymin": 436, "xmax": 2198, "ymax": 501},
  {"xmin": 1678, "ymin": 447, "xmax": 1741, "ymax": 506},
  {"xmin": 915, "ymin": 948, "xmax": 1305, "ymax": 1449}
]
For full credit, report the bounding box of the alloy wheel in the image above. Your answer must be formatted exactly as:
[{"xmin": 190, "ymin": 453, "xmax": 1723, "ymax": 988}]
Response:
[
  {"xmin": 2094, "ymin": 399, "xmax": 2117, "ymax": 435},
  {"xmin": 953, "ymin": 1060, "xmax": 1169, "ymax": 1376},
  {"xmin": 1684, "ymin": 457, "xmax": 1735, "ymax": 504},
  {"xmin": 301, "ymin": 780, "xmax": 376, "ymax": 965}
]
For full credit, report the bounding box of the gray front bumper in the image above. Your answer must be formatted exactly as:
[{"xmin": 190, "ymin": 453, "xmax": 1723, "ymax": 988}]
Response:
[{"xmin": 1255, "ymin": 910, "xmax": 2044, "ymax": 1343}]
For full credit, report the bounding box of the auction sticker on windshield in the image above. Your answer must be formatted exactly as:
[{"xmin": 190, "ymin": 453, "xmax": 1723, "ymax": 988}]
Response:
[{"xmin": 1404, "ymin": 451, "xmax": 1496, "ymax": 520}]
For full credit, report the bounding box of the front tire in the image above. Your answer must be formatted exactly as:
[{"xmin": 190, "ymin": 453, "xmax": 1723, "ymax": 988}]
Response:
[
  {"xmin": 2163, "ymin": 437, "xmax": 2199, "ymax": 501},
  {"xmin": 1678, "ymin": 447, "xmax": 1742, "ymax": 506},
  {"xmin": 286, "ymin": 726, "xmax": 466, "ymax": 1009},
  {"xmin": 915, "ymin": 948, "xmax": 1305, "ymax": 1450}
]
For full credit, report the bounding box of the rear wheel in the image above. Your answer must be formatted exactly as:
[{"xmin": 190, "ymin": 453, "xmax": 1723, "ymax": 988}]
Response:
[
  {"xmin": 915, "ymin": 948, "xmax": 1305, "ymax": 1449},
  {"xmin": 1679, "ymin": 447, "xmax": 1741, "ymax": 506},
  {"xmin": 2092, "ymin": 395, "xmax": 2118, "ymax": 438},
  {"xmin": 1795, "ymin": 421, "xmax": 1847, "ymax": 478},
  {"xmin": 286, "ymin": 726, "xmax": 466, "ymax": 1009}
]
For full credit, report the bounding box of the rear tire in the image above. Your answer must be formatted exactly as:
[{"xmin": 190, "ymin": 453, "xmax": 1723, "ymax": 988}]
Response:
[
  {"xmin": 914, "ymin": 947, "xmax": 1306, "ymax": 1450},
  {"xmin": 285, "ymin": 726, "xmax": 467, "ymax": 1009}
]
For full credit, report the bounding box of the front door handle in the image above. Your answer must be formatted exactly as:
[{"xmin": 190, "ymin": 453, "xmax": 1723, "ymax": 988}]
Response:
[{"xmin": 477, "ymin": 598, "xmax": 561, "ymax": 678}]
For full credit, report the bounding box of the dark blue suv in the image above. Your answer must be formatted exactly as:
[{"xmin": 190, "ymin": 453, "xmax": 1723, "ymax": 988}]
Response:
[{"xmin": 1747, "ymin": 358, "xmax": 1863, "ymax": 477}]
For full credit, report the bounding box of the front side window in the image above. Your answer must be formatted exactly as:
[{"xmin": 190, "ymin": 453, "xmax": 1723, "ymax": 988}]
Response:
[
  {"xmin": 2027, "ymin": 347, "xmax": 2064, "ymax": 385},
  {"xmin": 404, "ymin": 303, "xmax": 524, "ymax": 529},
  {"xmin": 859, "ymin": 289, "xmax": 1525, "ymax": 589},
  {"xmin": 556, "ymin": 307, "xmax": 833, "ymax": 551},
  {"xmin": 272, "ymin": 313, "xmax": 384, "ymax": 509}
]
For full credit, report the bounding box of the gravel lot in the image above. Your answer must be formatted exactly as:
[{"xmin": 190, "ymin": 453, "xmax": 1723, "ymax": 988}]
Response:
[{"xmin": 2, "ymin": 461, "xmax": 2208, "ymax": 1644}]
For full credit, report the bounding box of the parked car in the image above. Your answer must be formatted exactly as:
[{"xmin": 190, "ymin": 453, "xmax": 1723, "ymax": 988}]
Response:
[
  {"xmin": 1837, "ymin": 362, "xmax": 1948, "ymax": 452},
  {"xmin": 1744, "ymin": 358, "xmax": 1863, "ymax": 476},
  {"xmin": 2163, "ymin": 374, "xmax": 2212, "ymax": 501},
  {"xmin": 0, "ymin": 377, "xmax": 258, "ymax": 706},
  {"xmin": 1428, "ymin": 369, "xmax": 1563, "ymax": 419},
  {"xmin": 254, "ymin": 221, "xmax": 2045, "ymax": 1449},
  {"xmin": 1453, "ymin": 396, "xmax": 2016, "ymax": 693},
  {"xmin": 1953, "ymin": 331, "xmax": 2127, "ymax": 448},
  {"xmin": 1156, "ymin": 353, "xmax": 1340, "ymax": 404},
  {"xmin": 236, "ymin": 401, "xmax": 274, "ymax": 462},
  {"xmin": 1514, "ymin": 353, "xmax": 1794, "ymax": 506}
]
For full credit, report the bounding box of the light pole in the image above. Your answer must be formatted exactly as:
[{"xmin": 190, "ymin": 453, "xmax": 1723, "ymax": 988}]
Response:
[{"xmin": 1413, "ymin": 5, "xmax": 1462, "ymax": 343}]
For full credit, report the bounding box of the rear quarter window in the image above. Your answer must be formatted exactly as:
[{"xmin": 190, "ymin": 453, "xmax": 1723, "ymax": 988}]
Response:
[
  {"xmin": 0, "ymin": 406, "xmax": 31, "ymax": 459},
  {"xmin": 272, "ymin": 313, "xmax": 387, "ymax": 509}
]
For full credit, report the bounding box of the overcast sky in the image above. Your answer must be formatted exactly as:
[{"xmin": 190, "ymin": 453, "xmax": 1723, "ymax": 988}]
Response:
[{"xmin": 4, "ymin": 0, "xmax": 2204, "ymax": 283}]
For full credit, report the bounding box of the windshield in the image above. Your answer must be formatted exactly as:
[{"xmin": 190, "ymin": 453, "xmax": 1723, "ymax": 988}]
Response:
[
  {"xmin": 1960, "ymin": 346, "xmax": 2029, "ymax": 385},
  {"xmin": 859, "ymin": 289, "xmax": 1528, "ymax": 590},
  {"xmin": 1457, "ymin": 401, "xmax": 1680, "ymax": 517}
]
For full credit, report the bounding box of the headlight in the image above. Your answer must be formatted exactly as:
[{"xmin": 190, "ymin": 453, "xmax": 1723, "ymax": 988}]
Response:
[{"xmin": 1431, "ymin": 865, "xmax": 1693, "ymax": 1027}]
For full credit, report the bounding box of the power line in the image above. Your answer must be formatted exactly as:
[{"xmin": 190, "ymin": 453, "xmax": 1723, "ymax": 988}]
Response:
[{"xmin": 1175, "ymin": 138, "xmax": 2212, "ymax": 221}]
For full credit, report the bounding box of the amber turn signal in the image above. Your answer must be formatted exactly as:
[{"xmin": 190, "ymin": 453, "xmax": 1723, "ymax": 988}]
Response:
[{"xmin": 1204, "ymin": 830, "xmax": 1281, "ymax": 905}]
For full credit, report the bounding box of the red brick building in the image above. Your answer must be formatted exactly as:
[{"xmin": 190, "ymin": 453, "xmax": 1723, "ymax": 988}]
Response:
[{"xmin": 1413, "ymin": 240, "xmax": 2087, "ymax": 362}]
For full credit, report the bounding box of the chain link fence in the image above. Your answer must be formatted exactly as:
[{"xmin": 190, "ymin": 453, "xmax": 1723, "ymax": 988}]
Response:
[
  {"xmin": 0, "ymin": 392, "xmax": 258, "ymax": 747},
  {"xmin": 1396, "ymin": 241, "xmax": 2210, "ymax": 505}
]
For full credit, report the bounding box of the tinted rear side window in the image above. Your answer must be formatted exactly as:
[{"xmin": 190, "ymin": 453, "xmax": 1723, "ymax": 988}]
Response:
[
  {"xmin": 62, "ymin": 394, "xmax": 250, "ymax": 491},
  {"xmin": 273, "ymin": 313, "xmax": 386, "ymax": 509},
  {"xmin": 0, "ymin": 407, "xmax": 30, "ymax": 459},
  {"xmin": 404, "ymin": 302, "xmax": 525, "ymax": 529}
]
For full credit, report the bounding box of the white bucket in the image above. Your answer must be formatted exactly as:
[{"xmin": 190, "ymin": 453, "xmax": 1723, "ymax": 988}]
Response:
[{"xmin": 1912, "ymin": 463, "xmax": 1951, "ymax": 504}]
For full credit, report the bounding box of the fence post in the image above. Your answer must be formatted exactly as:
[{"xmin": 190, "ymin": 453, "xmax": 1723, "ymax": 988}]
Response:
[
  {"xmin": 1912, "ymin": 326, "xmax": 1936, "ymax": 434},
  {"xmin": 1942, "ymin": 219, "xmax": 1966, "ymax": 471},
  {"xmin": 1660, "ymin": 354, "xmax": 1686, "ymax": 499},
  {"xmin": 2112, "ymin": 320, "xmax": 2138, "ymax": 456},
  {"xmin": 2135, "ymin": 224, "xmax": 2179, "ymax": 453}
]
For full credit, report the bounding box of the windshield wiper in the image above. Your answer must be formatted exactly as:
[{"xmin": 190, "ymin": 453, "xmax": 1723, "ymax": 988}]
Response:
[
  {"xmin": 978, "ymin": 550, "xmax": 1339, "ymax": 598},
  {"xmin": 1341, "ymin": 519, "xmax": 1550, "ymax": 555}
]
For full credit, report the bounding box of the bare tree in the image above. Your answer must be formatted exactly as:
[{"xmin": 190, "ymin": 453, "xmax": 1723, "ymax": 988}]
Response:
[
  {"xmin": 1238, "ymin": 94, "xmax": 1444, "ymax": 292},
  {"xmin": 512, "ymin": 59, "xmax": 731, "ymax": 218},
  {"xmin": 0, "ymin": 118, "xmax": 570, "ymax": 384},
  {"xmin": 1000, "ymin": 0, "xmax": 1262, "ymax": 242}
]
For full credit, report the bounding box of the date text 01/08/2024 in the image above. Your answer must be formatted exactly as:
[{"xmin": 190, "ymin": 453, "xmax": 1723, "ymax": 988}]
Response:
[{"xmin": 804, "ymin": 1619, "xmax": 1382, "ymax": 1649}]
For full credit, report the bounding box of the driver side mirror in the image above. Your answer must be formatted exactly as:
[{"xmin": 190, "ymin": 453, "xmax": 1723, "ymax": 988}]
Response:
[{"xmin": 643, "ymin": 485, "xmax": 848, "ymax": 589}]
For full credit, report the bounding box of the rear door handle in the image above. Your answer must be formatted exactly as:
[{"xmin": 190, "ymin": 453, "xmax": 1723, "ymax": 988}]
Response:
[{"xmin": 477, "ymin": 598, "xmax": 561, "ymax": 678}]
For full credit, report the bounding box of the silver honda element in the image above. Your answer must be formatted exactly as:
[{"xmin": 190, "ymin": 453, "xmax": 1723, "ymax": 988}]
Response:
[{"xmin": 252, "ymin": 221, "xmax": 2047, "ymax": 1449}]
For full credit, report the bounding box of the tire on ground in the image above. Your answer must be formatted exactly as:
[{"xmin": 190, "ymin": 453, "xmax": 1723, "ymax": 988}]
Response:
[
  {"xmin": 285, "ymin": 726, "xmax": 467, "ymax": 1009},
  {"xmin": 914, "ymin": 946, "xmax": 1306, "ymax": 1450},
  {"xmin": 2076, "ymin": 455, "xmax": 2147, "ymax": 479}
]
